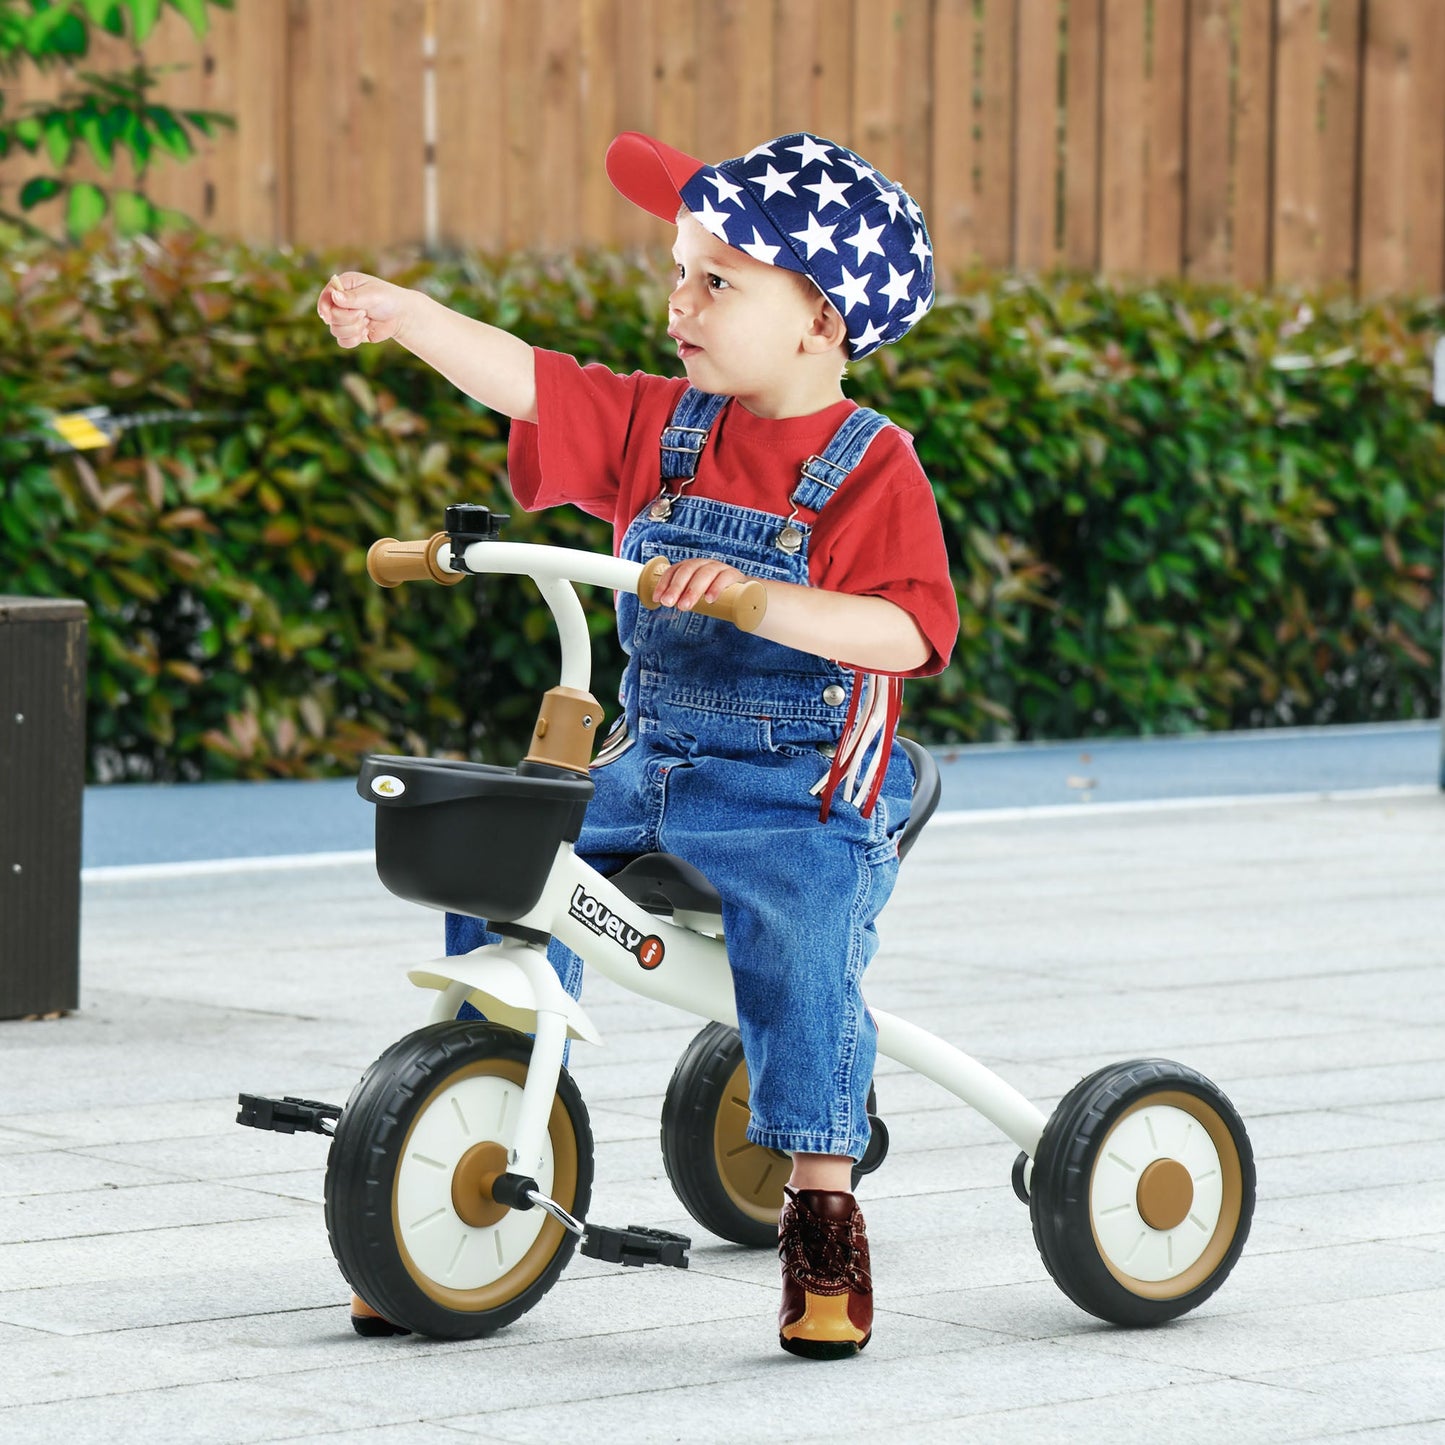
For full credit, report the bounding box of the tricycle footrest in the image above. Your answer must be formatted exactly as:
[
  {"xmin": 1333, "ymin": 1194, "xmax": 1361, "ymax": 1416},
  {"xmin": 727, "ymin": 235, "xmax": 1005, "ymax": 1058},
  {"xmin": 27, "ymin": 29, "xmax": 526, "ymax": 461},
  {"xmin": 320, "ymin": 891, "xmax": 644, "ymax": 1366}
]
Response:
[
  {"xmin": 581, "ymin": 1223, "xmax": 691, "ymax": 1269},
  {"xmin": 236, "ymin": 1093, "xmax": 342, "ymax": 1136}
]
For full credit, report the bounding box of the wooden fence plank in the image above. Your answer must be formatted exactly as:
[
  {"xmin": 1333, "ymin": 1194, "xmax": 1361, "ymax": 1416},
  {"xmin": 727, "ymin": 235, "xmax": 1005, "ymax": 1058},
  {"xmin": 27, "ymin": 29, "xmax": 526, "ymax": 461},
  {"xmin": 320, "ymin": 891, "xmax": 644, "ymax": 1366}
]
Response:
[
  {"xmin": 696, "ymin": 0, "xmax": 774, "ymax": 163},
  {"xmin": 896, "ymin": 0, "xmax": 934, "ymax": 200},
  {"xmin": 977, "ymin": 0, "xmax": 1016, "ymax": 267},
  {"xmin": 287, "ymin": 0, "xmax": 365, "ymax": 251},
  {"xmin": 1099, "ymin": 0, "xmax": 1146, "ymax": 276},
  {"xmin": 1185, "ymin": 0, "xmax": 1232, "ymax": 282},
  {"xmin": 579, "ymin": 0, "xmax": 619, "ymax": 246},
  {"xmin": 609, "ymin": 0, "xmax": 657, "ymax": 250},
  {"xmin": 852, "ymin": 1, "xmax": 903, "ymax": 178},
  {"xmin": 1015, "ymin": 0, "xmax": 1060, "ymax": 272},
  {"xmin": 653, "ymin": 0, "xmax": 698, "ymax": 163},
  {"xmin": 434, "ymin": 0, "xmax": 505, "ymax": 253},
  {"xmin": 1143, "ymin": 0, "xmax": 1186, "ymax": 277},
  {"xmin": 930, "ymin": 0, "xmax": 977, "ymax": 279},
  {"xmin": 1062, "ymin": 0, "xmax": 1102, "ymax": 272},
  {"xmin": 1359, "ymin": 0, "xmax": 1412, "ymax": 294},
  {"xmin": 1407, "ymin": 0, "xmax": 1445, "ymax": 293},
  {"xmin": 773, "ymin": 0, "xmax": 856, "ymax": 144},
  {"xmin": 1319, "ymin": 0, "xmax": 1362, "ymax": 289},
  {"xmin": 362, "ymin": 0, "xmax": 427, "ymax": 251},
  {"xmin": 535, "ymin": 0, "xmax": 582, "ymax": 249},
  {"xmin": 1233, "ymin": 0, "xmax": 1275, "ymax": 290},
  {"xmin": 501, "ymin": 1, "xmax": 541, "ymax": 250},
  {"xmin": 1272, "ymin": 0, "xmax": 1322, "ymax": 285}
]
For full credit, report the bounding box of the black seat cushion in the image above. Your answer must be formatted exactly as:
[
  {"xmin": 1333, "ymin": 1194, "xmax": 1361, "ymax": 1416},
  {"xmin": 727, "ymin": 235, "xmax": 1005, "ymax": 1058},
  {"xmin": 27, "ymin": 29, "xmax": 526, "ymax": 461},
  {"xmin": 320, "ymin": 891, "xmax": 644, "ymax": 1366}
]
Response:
[{"xmin": 609, "ymin": 852, "xmax": 723, "ymax": 917}]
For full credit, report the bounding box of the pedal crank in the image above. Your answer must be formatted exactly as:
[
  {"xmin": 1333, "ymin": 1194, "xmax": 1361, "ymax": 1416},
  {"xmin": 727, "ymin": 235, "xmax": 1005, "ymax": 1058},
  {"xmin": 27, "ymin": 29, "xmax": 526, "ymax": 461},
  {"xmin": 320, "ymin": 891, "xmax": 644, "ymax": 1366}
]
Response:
[{"xmin": 489, "ymin": 1171, "xmax": 690, "ymax": 1269}]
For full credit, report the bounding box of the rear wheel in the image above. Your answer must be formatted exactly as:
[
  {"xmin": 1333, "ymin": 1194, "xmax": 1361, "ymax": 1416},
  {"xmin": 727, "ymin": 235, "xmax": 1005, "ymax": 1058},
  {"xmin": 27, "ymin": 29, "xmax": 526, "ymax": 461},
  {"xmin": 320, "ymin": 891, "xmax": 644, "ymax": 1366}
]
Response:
[
  {"xmin": 1029, "ymin": 1059, "xmax": 1254, "ymax": 1325},
  {"xmin": 661, "ymin": 1022, "xmax": 883, "ymax": 1248},
  {"xmin": 325, "ymin": 1020, "xmax": 592, "ymax": 1338}
]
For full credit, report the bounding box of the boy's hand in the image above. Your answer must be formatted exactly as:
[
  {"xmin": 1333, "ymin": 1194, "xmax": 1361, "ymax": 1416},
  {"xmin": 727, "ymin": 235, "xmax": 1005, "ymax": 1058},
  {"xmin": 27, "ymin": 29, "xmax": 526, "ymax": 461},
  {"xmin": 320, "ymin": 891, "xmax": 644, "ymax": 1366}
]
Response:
[
  {"xmin": 653, "ymin": 557, "xmax": 748, "ymax": 611},
  {"xmin": 317, "ymin": 272, "xmax": 412, "ymax": 348}
]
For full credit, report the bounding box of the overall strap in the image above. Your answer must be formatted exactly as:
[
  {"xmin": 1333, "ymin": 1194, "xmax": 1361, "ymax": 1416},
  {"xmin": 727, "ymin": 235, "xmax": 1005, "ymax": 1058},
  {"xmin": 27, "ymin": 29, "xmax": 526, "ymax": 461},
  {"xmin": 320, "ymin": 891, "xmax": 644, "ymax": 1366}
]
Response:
[
  {"xmin": 660, "ymin": 387, "xmax": 730, "ymax": 482},
  {"xmin": 788, "ymin": 407, "xmax": 891, "ymax": 514}
]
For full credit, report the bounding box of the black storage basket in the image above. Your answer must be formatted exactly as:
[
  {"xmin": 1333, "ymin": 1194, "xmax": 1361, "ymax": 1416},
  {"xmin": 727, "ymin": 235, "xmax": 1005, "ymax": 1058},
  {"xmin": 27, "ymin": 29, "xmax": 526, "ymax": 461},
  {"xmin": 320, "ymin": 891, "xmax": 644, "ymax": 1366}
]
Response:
[{"xmin": 358, "ymin": 755, "xmax": 593, "ymax": 921}]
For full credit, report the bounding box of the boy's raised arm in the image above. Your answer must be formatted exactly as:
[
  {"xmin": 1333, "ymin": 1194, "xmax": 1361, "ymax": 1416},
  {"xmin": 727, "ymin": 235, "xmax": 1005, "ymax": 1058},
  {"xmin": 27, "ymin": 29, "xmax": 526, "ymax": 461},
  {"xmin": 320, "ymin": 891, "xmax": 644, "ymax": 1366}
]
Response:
[{"xmin": 317, "ymin": 273, "xmax": 539, "ymax": 424}]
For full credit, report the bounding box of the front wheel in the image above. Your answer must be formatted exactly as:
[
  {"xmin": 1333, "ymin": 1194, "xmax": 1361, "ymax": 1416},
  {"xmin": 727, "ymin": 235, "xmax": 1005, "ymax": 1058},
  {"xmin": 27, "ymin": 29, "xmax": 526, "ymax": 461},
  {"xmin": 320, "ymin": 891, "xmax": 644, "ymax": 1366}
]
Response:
[
  {"xmin": 1029, "ymin": 1059, "xmax": 1254, "ymax": 1326},
  {"xmin": 325, "ymin": 1020, "xmax": 593, "ymax": 1339}
]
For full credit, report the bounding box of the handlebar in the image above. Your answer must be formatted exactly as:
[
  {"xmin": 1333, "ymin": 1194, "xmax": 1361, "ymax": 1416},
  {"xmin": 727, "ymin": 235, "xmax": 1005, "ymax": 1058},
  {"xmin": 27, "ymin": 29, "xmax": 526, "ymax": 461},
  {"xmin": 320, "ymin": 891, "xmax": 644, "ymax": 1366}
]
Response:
[{"xmin": 366, "ymin": 534, "xmax": 768, "ymax": 634}]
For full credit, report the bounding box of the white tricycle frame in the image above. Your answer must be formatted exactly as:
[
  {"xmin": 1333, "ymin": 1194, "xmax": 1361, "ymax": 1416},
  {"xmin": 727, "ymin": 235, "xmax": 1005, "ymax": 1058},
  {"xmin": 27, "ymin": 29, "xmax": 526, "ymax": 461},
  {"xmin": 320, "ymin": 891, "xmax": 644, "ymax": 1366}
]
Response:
[{"xmin": 242, "ymin": 514, "xmax": 1255, "ymax": 1339}]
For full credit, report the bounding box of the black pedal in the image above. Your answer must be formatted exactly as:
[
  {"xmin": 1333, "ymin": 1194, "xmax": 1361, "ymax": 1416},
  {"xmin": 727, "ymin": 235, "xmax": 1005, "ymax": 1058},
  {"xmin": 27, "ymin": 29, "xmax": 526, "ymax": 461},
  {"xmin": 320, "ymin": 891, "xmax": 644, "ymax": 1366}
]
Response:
[
  {"xmin": 581, "ymin": 1223, "xmax": 691, "ymax": 1270},
  {"xmin": 236, "ymin": 1094, "xmax": 342, "ymax": 1136}
]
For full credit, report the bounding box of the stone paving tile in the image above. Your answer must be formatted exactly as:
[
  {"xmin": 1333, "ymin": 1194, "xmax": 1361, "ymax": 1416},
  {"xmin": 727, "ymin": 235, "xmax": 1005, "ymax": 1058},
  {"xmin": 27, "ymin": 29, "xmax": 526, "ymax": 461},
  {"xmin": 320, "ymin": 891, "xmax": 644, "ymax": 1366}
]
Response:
[
  {"xmin": 1341, "ymin": 1100, "xmax": 1445, "ymax": 1138},
  {"xmin": 1210, "ymin": 1107, "xmax": 1440, "ymax": 1160},
  {"xmin": 439, "ymin": 1335, "xmax": 1224, "ymax": 1444},
  {"xmin": 0, "ymin": 1256, "xmax": 346, "ymax": 1339},
  {"xmin": 1059, "ymin": 1291, "xmax": 1445, "ymax": 1377},
  {"xmin": 1243, "ymin": 1350, "xmax": 1445, "ymax": 1438},
  {"xmin": 0, "ymin": 1213, "xmax": 325, "ymax": 1295},
  {"xmin": 1257, "ymin": 1179, "xmax": 1445, "ymax": 1246},
  {"xmin": 0, "ymin": 1148, "xmax": 175, "ymax": 1196},
  {"xmin": 879, "ymin": 1378, "xmax": 1346, "ymax": 1445},
  {"xmin": 75, "ymin": 1127, "xmax": 334, "ymax": 1184},
  {"xmin": 1257, "ymin": 1138, "xmax": 1445, "ymax": 1199},
  {"xmin": 0, "ymin": 1178, "xmax": 304, "ymax": 1245}
]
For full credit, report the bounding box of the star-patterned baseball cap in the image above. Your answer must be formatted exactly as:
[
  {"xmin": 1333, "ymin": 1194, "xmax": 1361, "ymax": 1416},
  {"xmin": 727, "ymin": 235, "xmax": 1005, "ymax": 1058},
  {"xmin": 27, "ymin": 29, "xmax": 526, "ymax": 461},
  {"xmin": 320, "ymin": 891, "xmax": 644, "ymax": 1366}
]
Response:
[{"xmin": 606, "ymin": 130, "xmax": 935, "ymax": 360}]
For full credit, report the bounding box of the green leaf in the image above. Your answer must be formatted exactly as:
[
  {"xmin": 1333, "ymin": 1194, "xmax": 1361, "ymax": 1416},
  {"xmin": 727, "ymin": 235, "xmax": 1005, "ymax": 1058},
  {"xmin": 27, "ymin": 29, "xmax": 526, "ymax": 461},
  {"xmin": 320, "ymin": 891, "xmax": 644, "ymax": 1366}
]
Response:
[
  {"xmin": 18, "ymin": 175, "xmax": 63, "ymax": 209},
  {"xmin": 65, "ymin": 180, "xmax": 107, "ymax": 237},
  {"xmin": 79, "ymin": 106, "xmax": 114, "ymax": 168},
  {"xmin": 112, "ymin": 188, "xmax": 155, "ymax": 235},
  {"xmin": 124, "ymin": 0, "xmax": 165, "ymax": 44},
  {"xmin": 43, "ymin": 112, "xmax": 74, "ymax": 168},
  {"xmin": 169, "ymin": 0, "xmax": 216, "ymax": 37}
]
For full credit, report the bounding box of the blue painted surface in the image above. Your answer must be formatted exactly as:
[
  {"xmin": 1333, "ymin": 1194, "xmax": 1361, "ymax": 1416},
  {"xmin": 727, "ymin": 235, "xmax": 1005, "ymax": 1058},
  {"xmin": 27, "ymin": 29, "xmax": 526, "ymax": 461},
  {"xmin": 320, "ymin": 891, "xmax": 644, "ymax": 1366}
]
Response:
[{"xmin": 81, "ymin": 720, "xmax": 1442, "ymax": 868}]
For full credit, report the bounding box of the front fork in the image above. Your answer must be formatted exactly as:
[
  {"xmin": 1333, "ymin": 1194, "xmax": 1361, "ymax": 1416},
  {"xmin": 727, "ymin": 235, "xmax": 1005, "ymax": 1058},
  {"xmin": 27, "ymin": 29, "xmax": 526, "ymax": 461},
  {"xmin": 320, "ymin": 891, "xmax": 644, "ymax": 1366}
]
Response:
[{"xmin": 424, "ymin": 946, "xmax": 570, "ymax": 1181}]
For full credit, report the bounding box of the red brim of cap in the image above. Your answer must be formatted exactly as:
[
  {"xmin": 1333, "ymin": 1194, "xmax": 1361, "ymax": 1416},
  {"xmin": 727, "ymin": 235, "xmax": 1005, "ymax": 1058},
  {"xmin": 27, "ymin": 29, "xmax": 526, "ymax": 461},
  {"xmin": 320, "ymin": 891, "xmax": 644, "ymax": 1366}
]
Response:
[{"xmin": 605, "ymin": 131, "xmax": 704, "ymax": 223}]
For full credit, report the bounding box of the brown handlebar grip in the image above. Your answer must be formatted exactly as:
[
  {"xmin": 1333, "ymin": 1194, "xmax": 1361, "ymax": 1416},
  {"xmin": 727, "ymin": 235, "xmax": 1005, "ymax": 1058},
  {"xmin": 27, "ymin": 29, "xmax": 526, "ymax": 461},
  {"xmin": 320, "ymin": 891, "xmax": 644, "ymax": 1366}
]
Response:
[
  {"xmin": 366, "ymin": 533, "xmax": 465, "ymax": 588},
  {"xmin": 637, "ymin": 554, "xmax": 768, "ymax": 633}
]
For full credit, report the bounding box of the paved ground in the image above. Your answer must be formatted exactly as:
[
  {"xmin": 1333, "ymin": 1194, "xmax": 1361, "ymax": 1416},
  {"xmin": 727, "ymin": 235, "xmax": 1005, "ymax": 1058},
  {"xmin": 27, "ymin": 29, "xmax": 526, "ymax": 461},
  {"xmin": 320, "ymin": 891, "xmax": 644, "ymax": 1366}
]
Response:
[{"xmin": 3, "ymin": 776, "xmax": 1444, "ymax": 1442}]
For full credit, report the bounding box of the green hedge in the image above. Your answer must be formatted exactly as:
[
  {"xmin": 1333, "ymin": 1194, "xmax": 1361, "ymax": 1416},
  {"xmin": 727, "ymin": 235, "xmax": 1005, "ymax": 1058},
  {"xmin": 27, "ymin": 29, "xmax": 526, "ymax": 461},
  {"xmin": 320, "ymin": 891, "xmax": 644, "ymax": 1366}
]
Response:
[{"xmin": 2, "ymin": 228, "xmax": 1441, "ymax": 781}]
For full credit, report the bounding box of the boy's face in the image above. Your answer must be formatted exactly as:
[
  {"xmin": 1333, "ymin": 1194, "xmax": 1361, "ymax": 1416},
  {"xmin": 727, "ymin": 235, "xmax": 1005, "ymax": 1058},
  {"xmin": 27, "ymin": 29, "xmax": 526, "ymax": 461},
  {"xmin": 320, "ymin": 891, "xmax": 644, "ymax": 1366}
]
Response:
[{"xmin": 668, "ymin": 211, "xmax": 834, "ymax": 413}]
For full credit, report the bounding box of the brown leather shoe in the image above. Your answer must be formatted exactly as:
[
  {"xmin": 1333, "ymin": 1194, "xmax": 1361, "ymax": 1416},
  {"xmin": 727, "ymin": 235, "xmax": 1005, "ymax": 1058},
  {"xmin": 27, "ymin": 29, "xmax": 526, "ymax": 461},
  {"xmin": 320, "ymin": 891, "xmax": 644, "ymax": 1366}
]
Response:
[
  {"xmin": 349, "ymin": 1292, "xmax": 410, "ymax": 1337},
  {"xmin": 778, "ymin": 1187, "xmax": 873, "ymax": 1359}
]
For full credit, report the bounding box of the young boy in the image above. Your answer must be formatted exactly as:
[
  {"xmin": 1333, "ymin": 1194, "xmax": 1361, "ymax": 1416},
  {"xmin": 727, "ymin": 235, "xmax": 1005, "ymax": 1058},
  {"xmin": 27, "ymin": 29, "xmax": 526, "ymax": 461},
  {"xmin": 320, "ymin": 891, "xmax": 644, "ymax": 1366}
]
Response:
[{"xmin": 319, "ymin": 131, "xmax": 958, "ymax": 1358}]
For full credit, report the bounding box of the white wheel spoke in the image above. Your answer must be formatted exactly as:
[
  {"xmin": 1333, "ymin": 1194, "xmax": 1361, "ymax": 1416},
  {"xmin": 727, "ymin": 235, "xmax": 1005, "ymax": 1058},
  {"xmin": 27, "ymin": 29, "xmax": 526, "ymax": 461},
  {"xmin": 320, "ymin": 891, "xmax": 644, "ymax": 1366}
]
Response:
[
  {"xmin": 397, "ymin": 1073, "xmax": 556, "ymax": 1290},
  {"xmin": 1090, "ymin": 1103, "xmax": 1226, "ymax": 1283}
]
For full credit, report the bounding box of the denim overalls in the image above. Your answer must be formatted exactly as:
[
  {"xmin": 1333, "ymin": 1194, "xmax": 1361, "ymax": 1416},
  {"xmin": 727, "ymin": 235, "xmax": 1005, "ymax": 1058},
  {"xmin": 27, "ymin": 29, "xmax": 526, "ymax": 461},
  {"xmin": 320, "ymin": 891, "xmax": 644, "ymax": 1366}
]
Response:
[{"xmin": 448, "ymin": 388, "xmax": 915, "ymax": 1161}]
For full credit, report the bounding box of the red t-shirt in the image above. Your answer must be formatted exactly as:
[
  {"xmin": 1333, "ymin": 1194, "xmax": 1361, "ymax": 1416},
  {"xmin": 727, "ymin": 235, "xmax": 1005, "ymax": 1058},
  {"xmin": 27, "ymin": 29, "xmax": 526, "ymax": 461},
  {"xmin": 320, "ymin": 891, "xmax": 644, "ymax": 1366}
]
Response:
[{"xmin": 507, "ymin": 348, "xmax": 958, "ymax": 676}]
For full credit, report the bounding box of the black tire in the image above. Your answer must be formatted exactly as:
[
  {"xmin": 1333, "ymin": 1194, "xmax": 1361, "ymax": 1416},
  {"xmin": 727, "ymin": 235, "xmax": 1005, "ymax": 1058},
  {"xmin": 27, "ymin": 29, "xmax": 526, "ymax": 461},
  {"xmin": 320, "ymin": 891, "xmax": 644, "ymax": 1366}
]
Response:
[
  {"xmin": 660, "ymin": 1022, "xmax": 880, "ymax": 1248},
  {"xmin": 324, "ymin": 1019, "xmax": 593, "ymax": 1339},
  {"xmin": 1029, "ymin": 1059, "xmax": 1255, "ymax": 1326}
]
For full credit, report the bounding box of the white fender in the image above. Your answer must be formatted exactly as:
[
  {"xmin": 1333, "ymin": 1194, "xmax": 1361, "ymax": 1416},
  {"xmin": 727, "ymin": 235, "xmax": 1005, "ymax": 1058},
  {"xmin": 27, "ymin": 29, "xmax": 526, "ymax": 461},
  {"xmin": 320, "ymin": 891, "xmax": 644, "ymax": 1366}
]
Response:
[{"xmin": 408, "ymin": 943, "xmax": 603, "ymax": 1046}]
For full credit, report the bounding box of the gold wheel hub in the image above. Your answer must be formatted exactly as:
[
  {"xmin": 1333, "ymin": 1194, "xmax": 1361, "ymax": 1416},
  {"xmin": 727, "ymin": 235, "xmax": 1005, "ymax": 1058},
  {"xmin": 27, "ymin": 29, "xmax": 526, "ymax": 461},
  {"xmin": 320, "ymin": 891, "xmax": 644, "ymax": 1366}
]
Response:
[
  {"xmin": 1135, "ymin": 1156, "xmax": 1194, "ymax": 1231},
  {"xmin": 451, "ymin": 1140, "xmax": 510, "ymax": 1228}
]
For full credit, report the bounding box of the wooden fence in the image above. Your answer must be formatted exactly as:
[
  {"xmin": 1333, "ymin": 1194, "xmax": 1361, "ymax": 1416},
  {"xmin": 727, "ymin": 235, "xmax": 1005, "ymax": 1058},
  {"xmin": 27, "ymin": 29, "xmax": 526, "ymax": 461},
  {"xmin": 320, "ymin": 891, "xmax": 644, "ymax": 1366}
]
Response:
[{"xmin": 4, "ymin": 0, "xmax": 1445, "ymax": 295}]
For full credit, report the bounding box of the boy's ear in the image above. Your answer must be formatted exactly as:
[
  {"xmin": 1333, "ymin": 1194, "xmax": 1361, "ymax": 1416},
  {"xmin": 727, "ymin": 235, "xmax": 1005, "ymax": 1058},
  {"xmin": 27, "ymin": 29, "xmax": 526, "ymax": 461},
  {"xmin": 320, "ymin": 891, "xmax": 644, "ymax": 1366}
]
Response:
[{"xmin": 802, "ymin": 295, "xmax": 848, "ymax": 355}]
